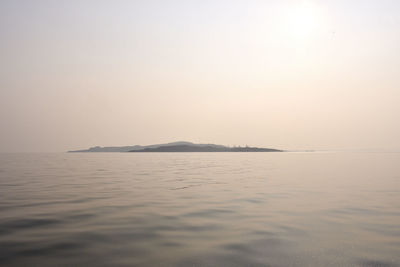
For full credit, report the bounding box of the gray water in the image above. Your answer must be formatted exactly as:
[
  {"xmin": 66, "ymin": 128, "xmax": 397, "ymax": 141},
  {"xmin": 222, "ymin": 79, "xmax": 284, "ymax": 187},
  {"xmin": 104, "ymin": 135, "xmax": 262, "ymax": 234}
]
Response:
[{"xmin": 0, "ymin": 152, "xmax": 399, "ymax": 267}]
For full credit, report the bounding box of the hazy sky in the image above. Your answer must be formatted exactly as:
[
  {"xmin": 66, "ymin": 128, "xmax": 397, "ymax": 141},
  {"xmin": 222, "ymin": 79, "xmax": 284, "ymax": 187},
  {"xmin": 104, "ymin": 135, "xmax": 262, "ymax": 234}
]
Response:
[{"xmin": 0, "ymin": 0, "xmax": 399, "ymax": 152}]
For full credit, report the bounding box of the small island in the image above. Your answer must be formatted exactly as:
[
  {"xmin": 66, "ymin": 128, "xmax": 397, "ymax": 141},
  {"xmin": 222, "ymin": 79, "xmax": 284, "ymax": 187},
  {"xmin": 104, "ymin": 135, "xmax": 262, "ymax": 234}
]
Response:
[
  {"xmin": 69, "ymin": 141, "xmax": 283, "ymax": 153},
  {"xmin": 130, "ymin": 144, "xmax": 282, "ymax": 152}
]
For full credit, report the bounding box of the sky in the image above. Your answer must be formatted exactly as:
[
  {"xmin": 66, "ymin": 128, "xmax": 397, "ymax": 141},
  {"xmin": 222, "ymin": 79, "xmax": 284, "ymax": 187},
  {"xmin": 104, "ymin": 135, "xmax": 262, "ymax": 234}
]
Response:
[{"xmin": 0, "ymin": 0, "xmax": 399, "ymax": 152}]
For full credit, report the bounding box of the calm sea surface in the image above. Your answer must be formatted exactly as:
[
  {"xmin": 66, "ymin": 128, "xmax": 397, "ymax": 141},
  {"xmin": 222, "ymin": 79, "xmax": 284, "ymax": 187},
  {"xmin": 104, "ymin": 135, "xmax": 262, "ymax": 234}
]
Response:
[{"xmin": 0, "ymin": 152, "xmax": 399, "ymax": 266}]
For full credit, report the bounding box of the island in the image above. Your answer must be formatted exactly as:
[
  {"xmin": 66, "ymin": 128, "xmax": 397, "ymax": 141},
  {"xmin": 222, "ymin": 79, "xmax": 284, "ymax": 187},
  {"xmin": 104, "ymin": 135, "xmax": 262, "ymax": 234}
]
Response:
[
  {"xmin": 129, "ymin": 144, "xmax": 282, "ymax": 152},
  {"xmin": 69, "ymin": 141, "xmax": 283, "ymax": 153}
]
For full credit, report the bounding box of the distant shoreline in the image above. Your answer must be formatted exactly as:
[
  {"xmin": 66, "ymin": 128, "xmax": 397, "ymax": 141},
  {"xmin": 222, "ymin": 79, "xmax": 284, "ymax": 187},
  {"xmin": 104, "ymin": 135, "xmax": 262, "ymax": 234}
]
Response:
[
  {"xmin": 129, "ymin": 144, "xmax": 282, "ymax": 152},
  {"xmin": 68, "ymin": 141, "xmax": 283, "ymax": 153}
]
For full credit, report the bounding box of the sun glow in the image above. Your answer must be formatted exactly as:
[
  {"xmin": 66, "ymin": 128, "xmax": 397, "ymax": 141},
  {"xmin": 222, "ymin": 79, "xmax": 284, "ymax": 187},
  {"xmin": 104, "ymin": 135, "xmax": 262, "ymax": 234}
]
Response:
[{"xmin": 285, "ymin": 2, "xmax": 320, "ymax": 39}]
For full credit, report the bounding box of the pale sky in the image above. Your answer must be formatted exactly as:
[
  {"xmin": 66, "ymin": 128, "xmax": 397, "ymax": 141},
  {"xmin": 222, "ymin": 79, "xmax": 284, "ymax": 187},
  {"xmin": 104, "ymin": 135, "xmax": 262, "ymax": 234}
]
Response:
[{"xmin": 0, "ymin": 0, "xmax": 399, "ymax": 152}]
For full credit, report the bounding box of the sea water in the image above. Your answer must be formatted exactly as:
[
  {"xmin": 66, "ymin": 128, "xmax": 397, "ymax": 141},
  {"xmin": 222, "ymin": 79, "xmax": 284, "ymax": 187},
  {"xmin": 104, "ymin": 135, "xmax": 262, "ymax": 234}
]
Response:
[{"xmin": 0, "ymin": 152, "xmax": 399, "ymax": 266}]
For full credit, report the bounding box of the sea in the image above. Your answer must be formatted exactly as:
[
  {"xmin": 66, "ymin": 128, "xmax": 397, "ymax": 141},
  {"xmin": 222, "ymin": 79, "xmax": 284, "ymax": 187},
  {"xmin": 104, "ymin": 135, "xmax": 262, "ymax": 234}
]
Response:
[{"xmin": 0, "ymin": 152, "xmax": 399, "ymax": 266}]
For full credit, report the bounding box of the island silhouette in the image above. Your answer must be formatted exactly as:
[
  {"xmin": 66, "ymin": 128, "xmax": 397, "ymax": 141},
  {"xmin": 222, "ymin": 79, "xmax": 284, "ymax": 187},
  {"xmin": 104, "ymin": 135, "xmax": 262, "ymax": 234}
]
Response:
[
  {"xmin": 69, "ymin": 141, "xmax": 283, "ymax": 152},
  {"xmin": 130, "ymin": 144, "xmax": 282, "ymax": 152}
]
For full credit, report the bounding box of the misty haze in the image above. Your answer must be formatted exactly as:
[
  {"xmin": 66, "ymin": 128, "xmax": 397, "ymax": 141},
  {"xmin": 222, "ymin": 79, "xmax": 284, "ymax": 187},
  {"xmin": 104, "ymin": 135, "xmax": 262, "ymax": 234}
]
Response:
[{"xmin": 0, "ymin": 1, "xmax": 399, "ymax": 267}]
